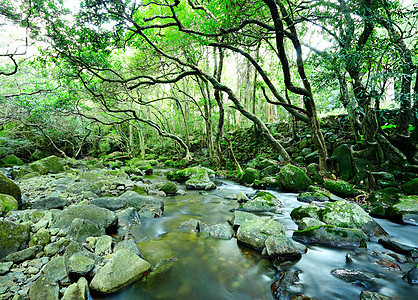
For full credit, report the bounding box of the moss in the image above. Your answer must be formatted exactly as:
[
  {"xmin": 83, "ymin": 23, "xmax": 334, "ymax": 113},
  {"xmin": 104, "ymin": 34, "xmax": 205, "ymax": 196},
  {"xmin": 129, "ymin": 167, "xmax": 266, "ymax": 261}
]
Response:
[
  {"xmin": 0, "ymin": 171, "xmax": 22, "ymax": 203},
  {"xmin": 159, "ymin": 182, "xmax": 178, "ymax": 195},
  {"xmin": 0, "ymin": 194, "xmax": 18, "ymax": 211},
  {"xmin": 401, "ymin": 178, "xmax": 418, "ymax": 195},
  {"xmin": 279, "ymin": 164, "xmax": 312, "ymax": 192},
  {"xmin": 0, "ymin": 220, "xmax": 30, "ymax": 259},
  {"xmin": 290, "ymin": 204, "xmax": 323, "ymax": 222},
  {"xmin": 1, "ymin": 154, "xmax": 24, "ymax": 166},
  {"xmin": 322, "ymin": 179, "xmax": 355, "ymax": 197}
]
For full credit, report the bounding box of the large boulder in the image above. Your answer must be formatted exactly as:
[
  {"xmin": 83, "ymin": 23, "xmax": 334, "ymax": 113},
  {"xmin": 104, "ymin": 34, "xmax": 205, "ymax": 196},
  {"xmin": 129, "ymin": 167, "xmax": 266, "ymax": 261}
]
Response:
[
  {"xmin": 0, "ymin": 194, "xmax": 18, "ymax": 212},
  {"xmin": 331, "ymin": 144, "xmax": 354, "ymax": 181},
  {"xmin": 90, "ymin": 197, "xmax": 127, "ymax": 211},
  {"xmin": 0, "ymin": 171, "xmax": 21, "ymax": 205},
  {"xmin": 322, "ymin": 180, "xmax": 355, "ymax": 197},
  {"xmin": 238, "ymin": 191, "xmax": 281, "ymax": 213},
  {"xmin": 230, "ymin": 211, "xmax": 260, "ymax": 230},
  {"xmin": 52, "ymin": 205, "xmax": 117, "ymax": 232},
  {"xmin": 264, "ymin": 235, "xmax": 301, "ymax": 261},
  {"xmin": 29, "ymin": 155, "xmax": 64, "ymax": 175},
  {"xmin": 67, "ymin": 218, "xmax": 106, "ymax": 242},
  {"xmin": 43, "ymin": 255, "xmax": 70, "ymax": 283},
  {"xmin": 239, "ymin": 168, "xmax": 260, "ymax": 185},
  {"xmin": 90, "ymin": 249, "xmax": 151, "ymax": 294},
  {"xmin": 201, "ymin": 223, "xmax": 235, "ymax": 240},
  {"xmin": 237, "ymin": 217, "xmax": 285, "ymax": 250},
  {"xmin": 386, "ymin": 196, "xmax": 418, "ymax": 225},
  {"xmin": 290, "ymin": 204, "xmax": 323, "ymax": 223},
  {"xmin": 119, "ymin": 191, "xmax": 164, "ymax": 218},
  {"xmin": 279, "ymin": 164, "xmax": 312, "ymax": 192},
  {"xmin": 401, "ymin": 178, "xmax": 418, "ymax": 195},
  {"xmin": 0, "ymin": 220, "xmax": 30, "ymax": 259},
  {"xmin": 292, "ymin": 225, "xmax": 367, "ymax": 248},
  {"xmin": 322, "ymin": 201, "xmax": 387, "ymax": 236}
]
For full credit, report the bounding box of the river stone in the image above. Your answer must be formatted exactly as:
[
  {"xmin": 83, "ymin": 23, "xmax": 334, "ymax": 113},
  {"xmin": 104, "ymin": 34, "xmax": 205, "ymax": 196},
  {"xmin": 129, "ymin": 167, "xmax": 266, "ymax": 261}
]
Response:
[
  {"xmin": 292, "ymin": 225, "xmax": 367, "ymax": 248},
  {"xmin": 62, "ymin": 277, "xmax": 89, "ymax": 300},
  {"xmin": 95, "ymin": 235, "xmax": 113, "ymax": 255},
  {"xmin": 119, "ymin": 191, "xmax": 164, "ymax": 218},
  {"xmin": 44, "ymin": 238, "xmax": 71, "ymax": 257},
  {"xmin": 52, "ymin": 205, "xmax": 117, "ymax": 232},
  {"xmin": 159, "ymin": 181, "xmax": 178, "ymax": 195},
  {"xmin": 69, "ymin": 253, "xmax": 95, "ymax": 276},
  {"xmin": 322, "ymin": 180, "xmax": 355, "ymax": 197},
  {"xmin": 236, "ymin": 192, "xmax": 249, "ymax": 202},
  {"xmin": 279, "ymin": 165, "xmax": 312, "ymax": 192},
  {"xmin": 307, "ymin": 186, "xmax": 344, "ymax": 202},
  {"xmin": 331, "ymin": 144, "xmax": 354, "ymax": 181},
  {"xmin": 264, "ymin": 235, "xmax": 302, "ymax": 261},
  {"xmin": 386, "ymin": 196, "xmax": 418, "ymax": 225},
  {"xmin": 176, "ymin": 218, "xmax": 201, "ymax": 232},
  {"xmin": 29, "ymin": 155, "xmax": 64, "ymax": 175},
  {"xmin": 116, "ymin": 207, "xmax": 141, "ymax": 229},
  {"xmin": 28, "ymin": 275, "xmax": 59, "ymax": 300},
  {"xmin": 270, "ymin": 270, "xmax": 303, "ymax": 300},
  {"xmin": 401, "ymin": 178, "xmax": 418, "ymax": 195},
  {"xmin": 29, "ymin": 228, "xmax": 51, "ymax": 247},
  {"xmin": 3, "ymin": 245, "xmax": 42, "ymax": 263},
  {"xmin": 185, "ymin": 172, "xmax": 216, "ymax": 190},
  {"xmin": 331, "ymin": 268, "xmax": 378, "ymax": 289},
  {"xmin": 322, "ymin": 201, "xmax": 387, "ymax": 236},
  {"xmin": 260, "ymin": 164, "xmax": 281, "ymax": 178},
  {"xmin": 238, "ymin": 192, "xmax": 281, "ymax": 213},
  {"xmin": 0, "ymin": 171, "xmax": 21, "ymax": 205},
  {"xmin": 90, "ymin": 197, "xmax": 127, "ymax": 211},
  {"xmin": 237, "ymin": 217, "xmax": 285, "ymax": 250},
  {"xmin": 360, "ymin": 291, "xmax": 392, "ymax": 300},
  {"xmin": 297, "ymin": 191, "xmax": 329, "ymax": 203},
  {"xmin": 31, "ymin": 195, "xmax": 68, "ymax": 210},
  {"xmin": 90, "ymin": 249, "xmax": 151, "ymax": 294},
  {"xmin": 378, "ymin": 237, "xmax": 417, "ymax": 257},
  {"xmin": 0, "ymin": 262, "xmax": 13, "ymax": 275},
  {"xmin": 254, "ymin": 176, "xmax": 283, "ymax": 189},
  {"xmin": 166, "ymin": 166, "xmax": 215, "ymax": 182},
  {"xmin": 290, "ymin": 204, "xmax": 323, "ymax": 223},
  {"xmin": 0, "ymin": 194, "xmax": 18, "ymax": 212},
  {"xmin": 404, "ymin": 266, "xmax": 418, "ymax": 285},
  {"xmin": 0, "ymin": 220, "xmax": 30, "ymax": 259},
  {"xmin": 231, "ymin": 211, "xmax": 260, "ymax": 230},
  {"xmin": 67, "ymin": 218, "xmax": 105, "ymax": 242},
  {"xmin": 43, "ymin": 256, "xmax": 70, "ymax": 283},
  {"xmin": 201, "ymin": 224, "xmax": 235, "ymax": 239},
  {"xmin": 113, "ymin": 238, "xmax": 144, "ymax": 259},
  {"xmin": 298, "ymin": 217, "xmax": 325, "ymax": 230},
  {"xmin": 239, "ymin": 168, "xmax": 261, "ymax": 185}
]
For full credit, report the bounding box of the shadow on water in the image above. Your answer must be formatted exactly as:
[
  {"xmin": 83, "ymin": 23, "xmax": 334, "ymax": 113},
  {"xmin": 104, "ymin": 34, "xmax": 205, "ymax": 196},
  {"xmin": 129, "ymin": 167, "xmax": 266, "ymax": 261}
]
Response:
[{"xmin": 96, "ymin": 176, "xmax": 418, "ymax": 300}]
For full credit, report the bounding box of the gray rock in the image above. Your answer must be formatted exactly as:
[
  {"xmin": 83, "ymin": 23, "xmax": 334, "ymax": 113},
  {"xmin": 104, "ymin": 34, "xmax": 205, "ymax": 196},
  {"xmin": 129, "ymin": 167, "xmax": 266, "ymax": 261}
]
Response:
[
  {"xmin": 176, "ymin": 218, "xmax": 201, "ymax": 232},
  {"xmin": 290, "ymin": 204, "xmax": 323, "ymax": 223},
  {"xmin": 360, "ymin": 291, "xmax": 392, "ymax": 300},
  {"xmin": 52, "ymin": 205, "xmax": 117, "ymax": 232},
  {"xmin": 270, "ymin": 270, "xmax": 303, "ymax": 300},
  {"xmin": 331, "ymin": 268, "xmax": 378, "ymax": 289},
  {"xmin": 0, "ymin": 262, "xmax": 13, "ymax": 275},
  {"xmin": 113, "ymin": 239, "xmax": 144, "ymax": 259},
  {"xmin": 116, "ymin": 207, "xmax": 141, "ymax": 229},
  {"xmin": 231, "ymin": 211, "xmax": 259, "ymax": 230},
  {"xmin": 237, "ymin": 217, "xmax": 285, "ymax": 250},
  {"xmin": 62, "ymin": 277, "xmax": 89, "ymax": 300},
  {"xmin": 89, "ymin": 249, "xmax": 151, "ymax": 294},
  {"xmin": 90, "ymin": 197, "xmax": 127, "ymax": 211},
  {"xmin": 297, "ymin": 191, "xmax": 329, "ymax": 203},
  {"xmin": 67, "ymin": 218, "xmax": 105, "ymax": 242},
  {"xmin": 69, "ymin": 253, "xmax": 95, "ymax": 276},
  {"xmin": 95, "ymin": 235, "xmax": 113, "ymax": 255},
  {"xmin": 31, "ymin": 196, "xmax": 68, "ymax": 210},
  {"xmin": 43, "ymin": 256, "xmax": 69, "ymax": 283},
  {"xmin": 0, "ymin": 220, "xmax": 30, "ymax": 259},
  {"xmin": 292, "ymin": 225, "xmax": 367, "ymax": 248},
  {"xmin": 3, "ymin": 246, "xmax": 42, "ymax": 263},
  {"xmin": 28, "ymin": 275, "xmax": 59, "ymax": 300},
  {"xmin": 386, "ymin": 196, "xmax": 418, "ymax": 226},
  {"xmin": 44, "ymin": 238, "xmax": 71, "ymax": 257},
  {"xmin": 201, "ymin": 224, "xmax": 234, "ymax": 239},
  {"xmin": 29, "ymin": 228, "xmax": 51, "ymax": 247},
  {"xmin": 264, "ymin": 235, "xmax": 301, "ymax": 261},
  {"xmin": 298, "ymin": 217, "xmax": 325, "ymax": 230},
  {"xmin": 378, "ymin": 237, "xmax": 418, "ymax": 257},
  {"xmin": 404, "ymin": 266, "xmax": 418, "ymax": 285},
  {"xmin": 119, "ymin": 191, "xmax": 164, "ymax": 218},
  {"xmin": 322, "ymin": 201, "xmax": 387, "ymax": 236}
]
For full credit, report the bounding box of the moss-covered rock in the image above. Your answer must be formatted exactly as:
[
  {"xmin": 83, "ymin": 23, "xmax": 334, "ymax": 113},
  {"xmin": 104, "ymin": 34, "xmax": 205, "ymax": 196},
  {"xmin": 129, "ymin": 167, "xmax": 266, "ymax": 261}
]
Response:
[
  {"xmin": 322, "ymin": 201, "xmax": 387, "ymax": 236},
  {"xmin": 0, "ymin": 220, "xmax": 30, "ymax": 259},
  {"xmin": 167, "ymin": 166, "xmax": 216, "ymax": 190},
  {"xmin": 331, "ymin": 144, "xmax": 354, "ymax": 181},
  {"xmin": 239, "ymin": 168, "xmax": 260, "ymax": 185},
  {"xmin": 237, "ymin": 191, "xmax": 281, "ymax": 213},
  {"xmin": 29, "ymin": 155, "xmax": 64, "ymax": 175},
  {"xmin": 29, "ymin": 149, "xmax": 46, "ymax": 162},
  {"xmin": 290, "ymin": 204, "xmax": 323, "ymax": 222},
  {"xmin": 159, "ymin": 181, "xmax": 178, "ymax": 195},
  {"xmin": 237, "ymin": 217, "xmax": 285, "ymax": 250},
  {"xmin": 369, "ymin": 206, "xmax": 386, "ymax": 218},
  {"xmin": 260, "ymin": 164, "xmax": 281, "ymax": 178},
  {"xmin": 306, "ymin": 163, "xmax": 324, "ymax": 184},
  {"xmin": 292, "ymin": 225, "xmax": 367, "ymax": 248},
  {"xmin": 253, "ymin": 176, "xmax": 283, "ymax": 189},
  {"xmin": 386, "ymin": 195, "xmax": 418, "ymax": 225},
  {"xmin": 264, "ymin": 235, "xmax": 302, "ymax": 261},
  {"xmin": 322, "ymin": 179, "xmax": 355, "ymax": 197},
  {"xmin": 298, "ymin": 217, "xmax": 325, "ymax": 230},
  {"xmin": 401, "ymin": 178, "xmax": 418, "ymax": 195},
  {"xmin": 367, "ymin": 189, "xmax": 401, "ymax": 207},
  {"xmin": 279, "ymin": 164, "xmax": 312, "ymax": 192},
  {"xmin": 297, "ymin": 191, "xmax": 329, "ymax": 203},
  {"xmin": 0, "ymin": 171, "xmax": 21, "ymax": 206},
  {"xmin": 1, "ymin": 154, "xmax": 23, "ymax": 166},
  {"xmin": 0, "ymin": 194, "xmax": 18, "ymax": 212},
  {"xmin": 29, "ymin": 228, "xmax": 51, "ymax": 247}
]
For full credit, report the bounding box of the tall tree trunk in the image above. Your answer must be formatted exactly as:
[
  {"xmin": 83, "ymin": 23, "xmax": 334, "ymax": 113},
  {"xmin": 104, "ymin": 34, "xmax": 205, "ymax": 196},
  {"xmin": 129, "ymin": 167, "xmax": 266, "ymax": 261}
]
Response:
[{"xmin": 214, "ymin": 47, "xmax": 225, "ymax": 168}]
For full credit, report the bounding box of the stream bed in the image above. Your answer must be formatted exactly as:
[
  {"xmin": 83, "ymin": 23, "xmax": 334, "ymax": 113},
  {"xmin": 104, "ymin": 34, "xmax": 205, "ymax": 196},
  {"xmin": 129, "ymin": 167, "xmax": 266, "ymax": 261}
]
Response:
[{"xmin": 98, "ymin": 172, "xmax": 418, "ymax": 300}]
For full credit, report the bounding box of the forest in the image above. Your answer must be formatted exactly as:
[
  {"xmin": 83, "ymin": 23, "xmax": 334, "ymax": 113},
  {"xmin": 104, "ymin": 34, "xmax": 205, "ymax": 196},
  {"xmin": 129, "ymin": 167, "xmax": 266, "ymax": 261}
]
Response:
[{"xmin": 0, "ymin": 0, "xmax": 417, "ymax": 299}]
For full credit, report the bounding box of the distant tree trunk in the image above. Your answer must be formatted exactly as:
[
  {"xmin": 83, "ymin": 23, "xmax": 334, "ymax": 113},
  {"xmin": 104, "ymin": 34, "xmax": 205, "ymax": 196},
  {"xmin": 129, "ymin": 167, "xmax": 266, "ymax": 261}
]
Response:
[{"xmin": 214, "ymin": 47, "xmax": 225, "ymax": 168}]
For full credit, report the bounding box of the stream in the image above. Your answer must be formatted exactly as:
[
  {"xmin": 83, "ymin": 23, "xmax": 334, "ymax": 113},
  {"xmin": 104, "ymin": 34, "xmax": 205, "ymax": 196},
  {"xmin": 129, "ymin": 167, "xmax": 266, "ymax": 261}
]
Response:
[{"xmin": 97, "ymin": 170, "xmax": 418, "ymax": 300}]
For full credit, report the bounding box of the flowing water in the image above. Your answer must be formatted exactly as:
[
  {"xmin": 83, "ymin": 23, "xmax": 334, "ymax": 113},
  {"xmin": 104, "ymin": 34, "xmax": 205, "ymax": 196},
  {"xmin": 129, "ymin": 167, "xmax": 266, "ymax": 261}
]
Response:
[{"xmin": 98, "ymin": 171, "xmax": 418, "ymax": 300}]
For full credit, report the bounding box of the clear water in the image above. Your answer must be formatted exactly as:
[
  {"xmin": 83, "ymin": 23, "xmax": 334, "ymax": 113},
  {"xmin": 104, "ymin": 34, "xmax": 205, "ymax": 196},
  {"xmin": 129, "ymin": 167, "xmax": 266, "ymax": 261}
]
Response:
[{"xmin": 96, "ymin": 175, "xmax": 418, "ymax": 300}]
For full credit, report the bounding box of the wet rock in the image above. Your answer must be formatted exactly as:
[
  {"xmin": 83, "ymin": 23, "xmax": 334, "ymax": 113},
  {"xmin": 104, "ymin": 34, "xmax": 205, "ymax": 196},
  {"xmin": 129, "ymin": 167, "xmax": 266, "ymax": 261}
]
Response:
[
  {"xmin": 237, "ymin": 217, "xmax": 285, "ymax": 250},
  {"xmin": 297, "ymin": 192, "xmax": 329, "ymax": 203},
  {"xmin": 271, "ymin": 270, "xmax": 304, "ymax": 300},
  {"xmin": 375, "ymin": 258, "xmax": 401, "ymax": 271},
  {"xmin": 289, "ymin": 295, "xmax": 314, "ymax": 300},
  {"xmin": 403, "ymin": 266, "xmax": 418, "ymax": 285},
  {"xmin": 401, "ymin": 178, "xmax": 418, "ymax": 195},
  {"xmin": 237, "ymin": 192, "xmax": 249, "ymax": 203},
  {"xmin": 331, "ymin": 268, "xmax": 378, "ymax": 289},
  {"xmin": 322, "ymin": 200, "xmax": 387, "ymax": 236},
  {"xmin": 43, "ymin": 256, "xmax": 70, "ymax": 283},
  {"xmin": 52, "ymin": 205, "xmax": 117, "ymax": 232},
  {"xmin": 67, "ymin": 218, "xmax": 105, "ymax": 242},
  {"xmin": 95, "ymin": 235, "xmax": 113, "ymax": 255},
  {"xmin": 2, "ymin": 246, "xmax": 42, "ymax": 263},
  {"xmin": 201, "ymin": 224, "xmax": 235, "ymax": 239},
  {"xmin": 279, "ymin": 165, "xmax": 312, "ymax": 192},
  {"xmin": 386, "ymin": 196, "xmax": 418, "ymax": 225},
  {"xmin": 159, "ymin": 181, "xmax": 178, "ymax": 195},
  {"xmin": 298, "ymin": 217, "xmax": 325, "ymax": 230},
  {"xmin": 176, "ymin": 218, "xmax": 201, "ymax": 232},
  {"xmin": 322, "ymin": 180, "xmax": 355, "ymax": 197},
  {"xmin": 28, "ymin": 275, "xmax": 59, "ymax": 300},
  {"xmin": 0, "ymin": 262, "xmax": 13, "ymax": 275},
  {"xmin": 230, "ymin": 211, "xmax": 260, "ymax": 230},
  {"xmin": 0, "ymin": 171, "xmax": 21, "ymax": 205},
  {"xmin": 116, "ymin": 208, "xmax": 141, "ymax": 229},
  {"xmin": 290, "ymin": 204, "xmax": 323, "ymax": 223},
  {"xmin": 62, "ymin": 277, "xmax": 89, "ymax": 300},
  {"xmin": 0, "ymin": 220, "xmax": 30, "ymax": 259},
  {"xmin": 64, "ymin": 240, "xmax": 88, "ymax": 258},
  {"xmin": 264, "ymin": 235, "xmax": 301, "ymax": 261},
  {"xmin": 31, "ymin": 195, "xmax": 68, "ymax": 210},
  {"xmin": 360, "ymin": 291, "xmax": 392, "ymax": 300},
  {"xmin": 307, "ymin": 186, "xmax": 344, "ymax": 202},
  {"xmin": 113, "ymin": 238, "xmax": 144, "ymax": 259},
  {"xmin": 90, "ymin": 249, "xmax": 151, "ymax": 294},
  {"xmin": 167, "ymin": 167, "xmax": 216, "ymax": 190},
  {"xmin": 238, "ymin": 191, "xmax": 281, "ymax": 213},
  {"xmin": 292, "ymin": 225, "xmax": 367, "ymax": 248},
  {"xmin": 69, "ymin": 253, "xmax": 95, "ymax": 276},
  {"xmin": 119, "ymin": 191, "xmax": 164, "ymax": 218},
  {"xmin": 378, "ymin": 237, "xmax": 417, "ymax": 257},
  {"xmin": 89, "ymin": 197, "xmax": 127, "ymax": 211},
  {"xmin": 29, "ymin": 228, "xmax": 50, "ymax": 247},
  {"xmin": 239, "ymin": 168, "xmax": 261, "ymax": 185}
]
